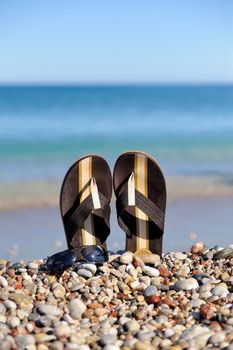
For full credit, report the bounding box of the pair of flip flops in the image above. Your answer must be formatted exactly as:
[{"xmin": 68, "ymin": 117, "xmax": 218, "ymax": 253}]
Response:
[{"xmin": 60, "ymin": 151, "xmax": 166, "ymax": 256}]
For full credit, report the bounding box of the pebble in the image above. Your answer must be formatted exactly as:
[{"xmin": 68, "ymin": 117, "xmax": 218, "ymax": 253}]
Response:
[
  {"xmin": 190, "ymin": 241, "xmax": 204, "ymax": 254},
  {"xmin": 125, "ymin": 319, "xmax": 140, "ymax": 332},
  {"xmin": 78, "ymin": 263, "xmax": 97, "ymax": 275},
  {"xmin": 120, "ymin": 252, "xmax": 133, "ymax": 264},
  {"xmin": 211, "ymin": 285, "xmax": 229, "ymax": 298},
  {"xmin": 100, "ymin": 334, "xmax": 117, "ymax": 346},
  {"xmin": 4, "ymin": 300, "xmax": 17, "ymax": 310},
  {"xmin": 142, "ymin": 266, "xmax": 159, "ymax": 277},
  {"xmin": 173, "ymin": 278, "xmax": 199, "ymax": 291},
  {"xmin": 139, "ymin": 254, "xmax": 160, "ymax": 265},
  {"xmin": 174, "ymin": 252, "xmax": 187, "ymax": 260},
  {"xmin": 52, "ymin": 282, "xmax": 66, "ymax": 299},
  {"xmin": 77, "ymin": 269, "xmax": 93, "ymax": 279},
  {"xmin": 0, "ymin": 276, "xmax": 8, "ymax": 287},
  {"xmin": 68, "ymin": 299, "xmax": 86, "ymax": 319},
  {"xmin": 209, "ymin": 331, "xmax": 226, "ymax": 344},
  {"xmin": 37, "ymin": 304, "xmax": 61, "ymax": 317},
  {"xmin": 143, "ymin": 285, "xmax": 158, "ymax": 297},
  {"xmin": 214, "ymin": 247, "xmax": 233, "ymax": 260}
]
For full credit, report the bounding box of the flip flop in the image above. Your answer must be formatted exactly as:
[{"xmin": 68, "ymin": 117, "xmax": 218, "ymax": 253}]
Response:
[
  {"xmin": 113, "ymin": 151, "xmax": 166, "ymax": 256},
  {"xmin": 60, "ymin": 155, "xmax": 112, "ymax": 250}
]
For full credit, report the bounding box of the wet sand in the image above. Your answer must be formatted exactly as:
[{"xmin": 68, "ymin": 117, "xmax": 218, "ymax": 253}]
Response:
[{"xmin": 0, "ymin": 196, "xmax": 233, "ymax": 261}]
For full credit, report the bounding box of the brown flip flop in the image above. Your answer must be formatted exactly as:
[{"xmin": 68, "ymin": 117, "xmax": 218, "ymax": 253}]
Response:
[
  {"xmin": 60, "ymin": 155, "xmax": 112, "ymax": 250},
  {"xmin": 113, "ymin": 151, "xmax": 166, "ymax": 256}
]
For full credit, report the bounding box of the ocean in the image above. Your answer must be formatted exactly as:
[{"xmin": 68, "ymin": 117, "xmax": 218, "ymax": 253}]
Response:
[
  {"xmin": 1, "ymin": 85, "xmax": 233, "ymax": 183},
  {"xmin": 0, "ymin": 85, "xmax": 233, "ymax": 260}
]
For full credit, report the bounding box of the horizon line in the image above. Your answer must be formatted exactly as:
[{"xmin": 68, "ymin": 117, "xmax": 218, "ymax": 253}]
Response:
[{"xmin": 0, "ymin": 81, "xmax": 233, "ymax": 87}]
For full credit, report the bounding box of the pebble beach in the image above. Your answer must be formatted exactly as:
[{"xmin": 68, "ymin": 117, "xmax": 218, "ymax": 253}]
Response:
[{"xmin": 0, "ymin": 243, "xmax": 232, "ymax": 350}]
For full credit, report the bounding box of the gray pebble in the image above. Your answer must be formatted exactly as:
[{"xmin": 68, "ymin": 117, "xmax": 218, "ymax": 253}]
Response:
[
  {"xmin": 77, "ymin": 269, "xmax": 93, "ymax": 279},
  {"xmin": 173, "ymin": 278, "xmax": 199, "ymax": 291},
  {"xmin": 209, "ymin": 331, "xmax": 226, "ymax": 344},
  {"xmin": 79, "ymin": 263, "xmax": 97, "ymax": 275},
  {"xmin": 100, "ymin": 334, "xmax": 117, "ymax": 346},
  {"xmin": 15, "ymin": 335, "xmax": 35, "ymax": 347},
  {"xmin": 143, "ymin": 285, "xmax": 158, "ymax": 297}
]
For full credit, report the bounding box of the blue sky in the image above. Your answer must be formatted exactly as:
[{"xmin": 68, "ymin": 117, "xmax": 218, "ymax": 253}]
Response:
[{"xmin": 0, "ymin": 0, "xmax": 232, "ymax": 84}]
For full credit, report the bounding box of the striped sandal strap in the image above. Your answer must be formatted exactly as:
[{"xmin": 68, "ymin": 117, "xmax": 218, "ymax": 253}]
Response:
[
  {"xmin": 116, "ymin": 187, "xmax": 165, "ymax": 236},
  {"xmin": 64, "ymin": 191, "xmax": 111, "ymax": 240}
]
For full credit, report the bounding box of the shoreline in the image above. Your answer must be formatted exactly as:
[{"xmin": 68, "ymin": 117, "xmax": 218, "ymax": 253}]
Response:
[
  {"xmin": 0, "ymin": 245, "xmax": 232, "ymax": 349},
  {"xmin": 0, "ymin": 175, "xmax": 233, "ymax": 211},
  {"xmin": 1, "ymin": 197, "xmax": 233, "ymax": 262}
]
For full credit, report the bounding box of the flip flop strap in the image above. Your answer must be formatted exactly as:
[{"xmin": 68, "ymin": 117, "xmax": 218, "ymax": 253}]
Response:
[
  {"xmin": 116, "ymin": 188, "xmax": 165, "ymax": 234},
  {"xmin": 64, "ymin": 191, "xmax": 110, "ymax": 238}
]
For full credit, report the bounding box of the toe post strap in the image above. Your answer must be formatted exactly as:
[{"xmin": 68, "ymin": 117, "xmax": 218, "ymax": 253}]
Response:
[{"xmin": 116, "ymin": 173, "xmax": 165, "ymax": 234}]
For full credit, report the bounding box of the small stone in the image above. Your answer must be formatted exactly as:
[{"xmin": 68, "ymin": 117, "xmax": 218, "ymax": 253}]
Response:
[
  {"xmin": 100, "ymin": 334, "xmax": 117, "ymax": 346},
  {"xmin": 77, "ymin": 269, "xmax": 93, "ymax": 279},
  {"xmin": 177, "ymin": 265, "xmax": 190, "ymax": 277},
  {"xmin": 142, "ymin": 266, "xmax": 159, "ymax": 277},
  {"xmin": 0, "ymin": 314, "xmax": 6, "ymax": 323},
  {"xmin": 211, "ymin": 285, "xmax": 229, "ymax": 298},
  {"xmin": 174, "ymin": 252, "xmax": 187, "ymax": 260},
  {"xmin": 130, "ymin": 280, "xmax": 140, "ymax": 289},
  {"xmin": 136, "ymin": 331, "xmax": 154, "ymax": 340},
  {"xmin": 146, "ymin": 295, "xmax": 160, "ymax": 304},
  {"xmin": 190, "ymin": 298, "xmax": 205, "ymax": 307},
  {"xmin": 4, "ymin": 300, "xmax": 17, "ymax": 310},
  {"xmin": 214, "ymin": 248, "xmax": 233, "ymax": 260},
  {"xmin": 52, "ymin": 282, "xmax": 66, "ymax": 299},
  {"xmin": 190, "ymin": 241, "xmax": 204, "ymax": 254},
  {"xmin": 164, "ymin": 328, "xmax": 175, "ymax": 337},
  {"xmin": 15, "ymin": 335, "xmax": 35, "ymax": 347},
  {"xmin": 103, "ymin": 346, "xmax": 120, "ymax": 350},
  {"xmin": 28, "ymin": 262, "xmax": 39, "ymax": 269},
  {"xmin": 125, "ymin": 319, "xmax": 140, "ymax": 332},
  {"xmin": 120, "ymin": 252, "xmax": 133, "ymax": 264},
  {"xmin": 136, "ymin": 295, "xmax": 144, "ymax": 302},
  {"xmin": 79, "ymin": 263, "xmax": 97, "ymax": 275},
  {"xmin": 139, "ymin": 254, "xmax": 160, "ymax": 265},
  {"xmin": 0, "ymin": 276, "xmax": 8, "ymax": 287},
  {"xmin": 68, "ymin": 298, "xmax": 86, "ymax": 319},
  {"xmin": 37, "ymin": 304, "xmax": 61, "ymax": 317},
  {"xmin": 173, "ymin": 278, "xmax": 199, "ymax": 291},
  {"xmin": 70, "ymin": 282, "xmax": 85, "ymax": 292},
  {"xmin": 7, "ymin": 316, "xmax": 20, "ymax": 328},
  {"xmin": 200, "ymin": 304, "xmax": 216, "ymax": 319},
  {"xmin": 0, "ymin": 303, "xmax": 6, "ymax": 314},
  {"xmin": 209, "ymin": 331, "xmax": 226, "ymax": 344},
  {"xmin": 143, "ymin": 285, "xmax": 158, "ymax": 297},
  {"xmin": 54, "ymin": 324, "xmax": 72, "ymax": 337}
]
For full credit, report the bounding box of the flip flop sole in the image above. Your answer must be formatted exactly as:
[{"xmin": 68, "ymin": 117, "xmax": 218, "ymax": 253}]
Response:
[
  {"xmin": 113, "ymin": 151, "xmax": 166, "ymax": 255},
  {"xmin": 60, "ymin": 155, "xmax": 112, "ymax": 250}
]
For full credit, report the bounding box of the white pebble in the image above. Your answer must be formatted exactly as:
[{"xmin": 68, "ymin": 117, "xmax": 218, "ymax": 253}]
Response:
[
  {"xmin": 0, "ymin": 276, "xmax": 8, "ymax": 287},
  {"xmin": 142, "ymin": 266, "xmax": 160, "ymax": 277},
  {"xmin": 174, "ymin": 278, "xmax": 199, "ymax": 291},
  {"xmin": 4, "ymin": 300, "xmax": 17, "ymax": 310}
]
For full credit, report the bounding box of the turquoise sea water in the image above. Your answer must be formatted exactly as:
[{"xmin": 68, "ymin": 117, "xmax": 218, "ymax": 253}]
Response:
[{"xmin": 0, "ymin": 85, "xmax": 233, "ymax": 182}]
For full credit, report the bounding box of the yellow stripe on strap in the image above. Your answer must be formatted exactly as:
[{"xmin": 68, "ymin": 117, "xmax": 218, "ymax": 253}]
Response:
[
  {"xmin": 135, "ymin": 154, "xmax": 149, "ymax": 250},
  {"xmin": 79, "ymin": 157, "xmax": 96, "ymax": 245}
]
